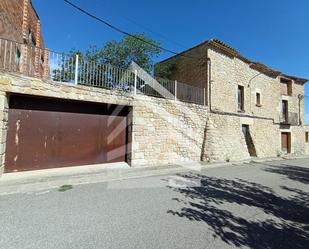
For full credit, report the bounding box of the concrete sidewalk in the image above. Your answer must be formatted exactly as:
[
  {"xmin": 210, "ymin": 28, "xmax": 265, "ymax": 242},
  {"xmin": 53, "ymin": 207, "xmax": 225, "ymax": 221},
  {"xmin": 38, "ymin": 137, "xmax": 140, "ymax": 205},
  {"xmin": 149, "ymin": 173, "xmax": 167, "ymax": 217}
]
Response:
[{"xmin": 0, "ymin": 155, "xmax": 307, "ymax": 195}]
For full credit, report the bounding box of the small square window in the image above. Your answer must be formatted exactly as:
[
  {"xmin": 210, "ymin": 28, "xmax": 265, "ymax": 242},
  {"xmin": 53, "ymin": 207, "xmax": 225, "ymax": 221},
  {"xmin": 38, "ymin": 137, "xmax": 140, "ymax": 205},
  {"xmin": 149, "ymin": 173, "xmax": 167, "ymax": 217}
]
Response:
[
  {"xmin": 280, "ymin": 78, "xmax": 292, "ymax": 96},
  {"xmin": 306, "ymin": 132, "xmax": 309, "ymax": 143},
  {"xmin": 256, "ymin": 92, "xmax": 261, "ymax": 106}
]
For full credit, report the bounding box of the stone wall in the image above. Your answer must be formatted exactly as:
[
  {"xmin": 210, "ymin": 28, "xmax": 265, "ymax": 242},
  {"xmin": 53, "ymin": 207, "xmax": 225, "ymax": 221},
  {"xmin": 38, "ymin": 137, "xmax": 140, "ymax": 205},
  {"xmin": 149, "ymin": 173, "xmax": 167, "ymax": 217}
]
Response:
[
  {"xmin": 204, "ymin": 113, "xmax": 281, "ymax": 161},
  {"xmin": 132, "ymin": 95, "xmax": 207, "ymax": 166},
  {"xmin": 0, "ymin": 72, "xmax": 208, "ymax": 174}
]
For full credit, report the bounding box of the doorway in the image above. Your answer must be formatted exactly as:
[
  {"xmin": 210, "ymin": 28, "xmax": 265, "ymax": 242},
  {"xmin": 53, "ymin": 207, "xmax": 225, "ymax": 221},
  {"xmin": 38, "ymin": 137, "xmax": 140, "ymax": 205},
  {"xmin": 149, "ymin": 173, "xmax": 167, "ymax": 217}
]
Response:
[
  {"xmin": 242, "ymin": 125, "xmax": 257, "ymax": 157},
  {"xmin": 281, "ymin": 132, "xmax": 291, "ymax": 154}
]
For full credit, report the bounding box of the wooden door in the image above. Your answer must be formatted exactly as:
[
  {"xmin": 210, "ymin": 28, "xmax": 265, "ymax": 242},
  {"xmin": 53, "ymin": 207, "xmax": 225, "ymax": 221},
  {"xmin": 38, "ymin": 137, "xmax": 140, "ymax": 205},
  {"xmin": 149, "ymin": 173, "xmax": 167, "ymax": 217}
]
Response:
[{"xmin": 281, "ymin": 132, "xmax": 290, "ymax": 153}]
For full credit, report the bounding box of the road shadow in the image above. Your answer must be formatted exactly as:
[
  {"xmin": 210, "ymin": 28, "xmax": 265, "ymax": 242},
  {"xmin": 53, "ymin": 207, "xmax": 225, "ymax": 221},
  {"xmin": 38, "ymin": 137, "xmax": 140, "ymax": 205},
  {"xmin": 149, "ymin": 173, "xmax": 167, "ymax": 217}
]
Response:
[
  {"xmin": 167, "ymin": 173, "xmax": 309, "ymax": 249},
  {"xmin": 263, "ymin": 163, "xmax": 309, "ymax": 184}
]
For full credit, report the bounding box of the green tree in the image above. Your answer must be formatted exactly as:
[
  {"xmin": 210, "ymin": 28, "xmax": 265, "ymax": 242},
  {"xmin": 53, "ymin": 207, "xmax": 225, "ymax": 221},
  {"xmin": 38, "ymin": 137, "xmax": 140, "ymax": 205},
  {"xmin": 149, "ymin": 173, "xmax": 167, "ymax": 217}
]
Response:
[
  {"xmin": 154, "ymin": 60, "xmax": 177, "ymax": 78},
  {"xmin": 52, "ymin": 34, "xmax": 161, "ymax": 91},
  {"xmin": 84, "ymin": 33, "xmax": 161, "ymax": 73}
]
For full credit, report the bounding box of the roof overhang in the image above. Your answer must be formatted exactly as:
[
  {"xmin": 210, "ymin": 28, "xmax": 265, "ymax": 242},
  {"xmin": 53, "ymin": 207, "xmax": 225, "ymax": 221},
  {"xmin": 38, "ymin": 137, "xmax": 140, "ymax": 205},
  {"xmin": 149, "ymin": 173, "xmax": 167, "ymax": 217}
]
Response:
[{"xmin": 157, "ymin": 39, "xmax": 308, "ymax": 84}]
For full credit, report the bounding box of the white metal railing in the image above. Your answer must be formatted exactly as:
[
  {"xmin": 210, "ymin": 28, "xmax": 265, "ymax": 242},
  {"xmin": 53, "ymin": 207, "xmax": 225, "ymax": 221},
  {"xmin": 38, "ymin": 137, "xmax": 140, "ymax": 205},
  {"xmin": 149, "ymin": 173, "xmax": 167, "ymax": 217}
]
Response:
[
  {"xmin": 77, "ymin": 59, "xmax": 135, "ymax": 91},
  {"xmin": 49, "ymin": 50, "xmax": 76, "ymax": 83},
  {"xmin": 279, "ymin": 112, "xmax": 299, "ymax": 125},
  {"xmin": 0, "ymin": 37, "xmax": 206, "ymax": 105}
]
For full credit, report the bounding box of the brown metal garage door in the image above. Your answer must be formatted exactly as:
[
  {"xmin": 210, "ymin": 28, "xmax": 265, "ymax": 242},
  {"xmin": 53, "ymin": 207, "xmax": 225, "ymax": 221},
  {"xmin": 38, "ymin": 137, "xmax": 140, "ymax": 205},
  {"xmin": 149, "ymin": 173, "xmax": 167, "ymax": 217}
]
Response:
[{"xmin": 5, "ymin": 95, "xmax": 130, "ymax": 172}]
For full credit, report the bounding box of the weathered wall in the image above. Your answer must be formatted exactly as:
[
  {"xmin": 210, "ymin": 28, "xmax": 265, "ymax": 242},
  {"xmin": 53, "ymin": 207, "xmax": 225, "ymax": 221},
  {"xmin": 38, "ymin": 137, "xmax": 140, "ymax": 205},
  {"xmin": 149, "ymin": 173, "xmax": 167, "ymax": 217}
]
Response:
[
  {"xmin": 0, "ymin": 0, "xmax": 44, "ymax": 46},
  {"xmin": 0, "ymin": 0, "xmax": 24, "ymax": 42},
  {"xmin": 0, "ymin": 72, "xmax": 208, "ymax": 173}
]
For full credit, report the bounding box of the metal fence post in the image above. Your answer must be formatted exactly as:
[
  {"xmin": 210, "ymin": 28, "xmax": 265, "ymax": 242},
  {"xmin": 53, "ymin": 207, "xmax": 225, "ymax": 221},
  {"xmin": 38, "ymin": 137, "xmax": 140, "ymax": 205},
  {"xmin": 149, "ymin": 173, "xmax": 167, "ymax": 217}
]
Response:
[
  {"xmin": 203, "ymin": 87, "xmax": 206, "ymax": 106},
  {"xmin": 74, "ymin": 54, "xmax": 79, "ymax": 85},
  {"xmin": 175, "ymin": 80, "xmax": 177, "ymax": 101},
  {"xmin": 134, "ymin": 69, "xmax": 137, "ymax": 95}
]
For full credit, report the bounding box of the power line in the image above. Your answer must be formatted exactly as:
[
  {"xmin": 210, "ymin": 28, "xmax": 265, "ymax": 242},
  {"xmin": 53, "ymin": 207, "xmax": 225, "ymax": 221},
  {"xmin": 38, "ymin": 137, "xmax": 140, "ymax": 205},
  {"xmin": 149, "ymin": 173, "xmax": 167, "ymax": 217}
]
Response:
[
  {"xmin": 63, "ymin": 0, "xmax": 200, "ymax": 60},
  {"xmin": 120, "ymin": 15, "xmax": 187, "ymax": 50},
  {"xmin": 90, "ymin": 0, "xmax": 188, "ymax": 49}
]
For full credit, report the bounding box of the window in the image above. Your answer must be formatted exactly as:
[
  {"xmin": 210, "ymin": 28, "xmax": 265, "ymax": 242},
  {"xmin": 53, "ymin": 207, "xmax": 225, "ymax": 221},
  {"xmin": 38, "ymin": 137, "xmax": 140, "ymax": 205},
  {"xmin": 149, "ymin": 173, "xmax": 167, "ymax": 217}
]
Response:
[
  {"xmin": 40, "ymin": 54, "xmax": 44, "ymax": 65},
  {"xmin": 237, "ymin": 85, "xmax": 244, "ymax": 111},
  {"xmin": 28, "ymin": 29, "xmax": 36, "ymax": 46},
  {"xmin": 14, "ymin": 48, "xmax": 21, "ymax": 65},
  {"xmin": 280, "ymin": 78, "xmax": 292, "ymax": 96},
  {"xmin": 256, "ymin": 92, "xmax": 261, "ymax": 106},
  {"xmin": 306, "ymin": 132, "xmax": 309, "ymax": 143},
  {"xmin": 281, "ymin": 100, "xmax": 288, "ymax": 123}
]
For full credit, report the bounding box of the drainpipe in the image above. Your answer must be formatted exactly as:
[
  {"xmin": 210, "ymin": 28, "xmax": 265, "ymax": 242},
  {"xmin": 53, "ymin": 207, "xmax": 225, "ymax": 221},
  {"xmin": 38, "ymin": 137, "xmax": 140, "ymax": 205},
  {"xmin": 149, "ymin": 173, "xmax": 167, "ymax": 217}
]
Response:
[
  {"xmin": 298, "ymin": 94, "xmax": 304, "ymax": 126},
  {"xmin": 206, "ymin": 51, "xmax": 212, "ymax": 112},
  {"xmin": 247, "ymin": 63, "xmax": 262, "ymax": 115}
]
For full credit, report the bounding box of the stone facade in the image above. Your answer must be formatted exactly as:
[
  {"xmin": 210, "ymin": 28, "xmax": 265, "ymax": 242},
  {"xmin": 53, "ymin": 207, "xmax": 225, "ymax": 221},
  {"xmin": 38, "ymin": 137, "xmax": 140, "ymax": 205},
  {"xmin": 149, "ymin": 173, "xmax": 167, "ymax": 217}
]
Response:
[
  {"xmin": 156, "ymin": 39, "xmax": 308, "ymax": 162},
  {"xmin": 0, "ymin": 72, "xmax": 208, "ymax": 174}
]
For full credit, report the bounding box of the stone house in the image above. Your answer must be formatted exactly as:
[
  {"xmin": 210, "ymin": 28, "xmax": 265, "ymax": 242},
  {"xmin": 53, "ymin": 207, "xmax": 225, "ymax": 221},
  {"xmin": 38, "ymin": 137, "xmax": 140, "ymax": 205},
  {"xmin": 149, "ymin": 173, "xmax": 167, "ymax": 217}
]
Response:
[{"xmin": 155, "ymin": 39, "xmax": 308, "ymax": 161}]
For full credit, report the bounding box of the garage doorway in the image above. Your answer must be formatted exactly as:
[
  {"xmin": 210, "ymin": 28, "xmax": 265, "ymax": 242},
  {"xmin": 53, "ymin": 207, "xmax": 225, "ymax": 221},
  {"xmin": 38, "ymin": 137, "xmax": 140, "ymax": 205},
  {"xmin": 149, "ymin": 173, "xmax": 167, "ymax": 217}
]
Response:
[{"xmin": 5, "ymin": 94, "xmax": 132, "ymax": 172}]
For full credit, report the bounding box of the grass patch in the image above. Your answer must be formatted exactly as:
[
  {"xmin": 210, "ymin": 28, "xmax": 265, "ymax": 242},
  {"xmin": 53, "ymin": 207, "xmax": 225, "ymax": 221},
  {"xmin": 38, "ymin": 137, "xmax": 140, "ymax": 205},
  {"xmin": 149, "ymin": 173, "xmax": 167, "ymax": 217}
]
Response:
[
  {"xmin": 58, "ymin": 185, "xmax": 73, "ymax": 192},
  {"xmin": 249, "ymin": 160, "xmax": 258, "ymax": 164}
]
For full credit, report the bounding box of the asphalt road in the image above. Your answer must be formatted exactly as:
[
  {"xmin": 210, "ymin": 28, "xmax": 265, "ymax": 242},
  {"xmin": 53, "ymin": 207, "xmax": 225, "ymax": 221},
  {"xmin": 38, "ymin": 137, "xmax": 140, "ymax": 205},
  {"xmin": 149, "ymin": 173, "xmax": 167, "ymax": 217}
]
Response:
[{"xmin": 0, "ymin": 158, "xmax": 308, "ymax": 249}]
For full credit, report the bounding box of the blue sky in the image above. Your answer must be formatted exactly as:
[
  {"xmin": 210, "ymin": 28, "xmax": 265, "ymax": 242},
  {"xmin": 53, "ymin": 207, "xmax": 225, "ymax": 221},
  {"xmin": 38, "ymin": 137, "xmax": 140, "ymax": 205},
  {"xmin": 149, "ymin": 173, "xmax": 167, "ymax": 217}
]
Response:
[{"xmin": 33, "ymin": 0, "xmax": 309, "ymax": 122}]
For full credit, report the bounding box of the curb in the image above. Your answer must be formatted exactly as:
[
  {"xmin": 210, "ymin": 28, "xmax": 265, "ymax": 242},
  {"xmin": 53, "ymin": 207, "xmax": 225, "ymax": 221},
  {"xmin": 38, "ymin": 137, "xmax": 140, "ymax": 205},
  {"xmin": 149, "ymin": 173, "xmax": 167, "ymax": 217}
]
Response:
[{"xmin": 0, "ymin": 155, "xmax": 308, "ymax": 195}]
